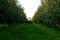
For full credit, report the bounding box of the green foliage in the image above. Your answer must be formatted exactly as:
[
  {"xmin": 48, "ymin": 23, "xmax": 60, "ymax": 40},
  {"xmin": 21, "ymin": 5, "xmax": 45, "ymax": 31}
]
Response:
[
  {"xmin": 0, "ymin": 0, "xmax": 27, "ymax": 25},
  {"xmin": 0, "ymin": 24, "xmax": 60, "ymax": 40},
  {"xmin": 32, "ymin": 0, "xmax": 60, "ymax": 29}
]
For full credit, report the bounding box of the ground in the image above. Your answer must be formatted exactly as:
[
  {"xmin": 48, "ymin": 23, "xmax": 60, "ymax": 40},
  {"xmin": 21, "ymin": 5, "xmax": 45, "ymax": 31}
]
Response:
[{"xmin": 0, "ymin": 23, "xmax": 60, "ymax": 40}]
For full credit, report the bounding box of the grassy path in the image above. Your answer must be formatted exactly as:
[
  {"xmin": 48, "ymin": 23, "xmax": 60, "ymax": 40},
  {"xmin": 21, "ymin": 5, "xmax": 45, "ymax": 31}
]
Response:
[{"xmin": 0, "ymin": 24, "xmax": 60, "ymax": 40}]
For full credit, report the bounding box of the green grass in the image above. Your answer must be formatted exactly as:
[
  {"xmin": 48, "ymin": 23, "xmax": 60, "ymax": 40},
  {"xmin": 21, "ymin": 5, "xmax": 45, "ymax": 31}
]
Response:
[{"xmin": 0, "ymin": 23, "xmax": 60, "ymax": 40}]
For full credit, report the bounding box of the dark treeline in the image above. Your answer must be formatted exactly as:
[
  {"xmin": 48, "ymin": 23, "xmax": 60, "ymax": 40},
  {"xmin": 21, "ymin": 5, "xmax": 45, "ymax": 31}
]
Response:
[
  {"xmin": 0, "ymin": 0, "xmax": 27, "ymax": 26},
  {"xmin": 32, "ymin": 0, "xmax": 60, "ymax": 31}
]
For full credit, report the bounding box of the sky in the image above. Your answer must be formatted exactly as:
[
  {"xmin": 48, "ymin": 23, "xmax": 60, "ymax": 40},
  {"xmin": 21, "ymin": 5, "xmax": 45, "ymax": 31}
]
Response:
[{"xmin": 17, "ymin": 0, "xmax": 41, "ymax": 19}]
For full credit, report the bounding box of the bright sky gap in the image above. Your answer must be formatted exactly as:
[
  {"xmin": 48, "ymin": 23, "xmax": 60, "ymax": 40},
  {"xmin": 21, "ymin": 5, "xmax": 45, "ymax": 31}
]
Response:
[{"xmin": 17, "ymin": 0, "xmax": 41, "ymax": 19}]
